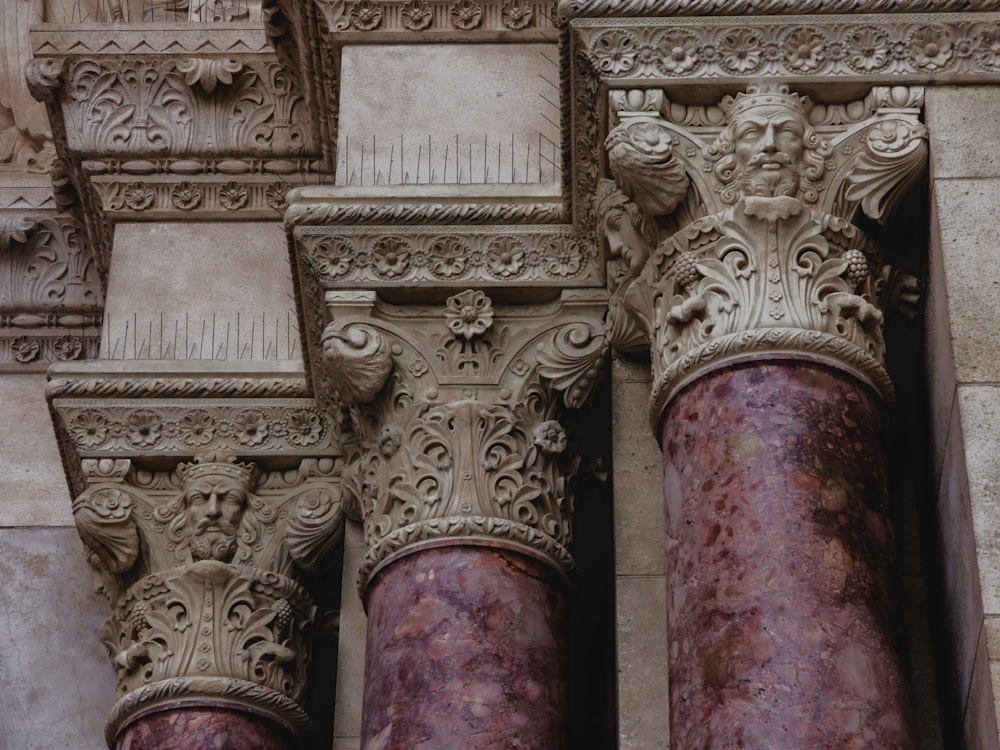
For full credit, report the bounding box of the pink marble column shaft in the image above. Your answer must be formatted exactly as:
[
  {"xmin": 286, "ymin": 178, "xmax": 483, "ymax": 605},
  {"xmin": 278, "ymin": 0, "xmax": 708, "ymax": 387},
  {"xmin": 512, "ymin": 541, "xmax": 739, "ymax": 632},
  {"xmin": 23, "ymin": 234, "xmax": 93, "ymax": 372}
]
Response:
[
  {"xmin": 361, "ymin": 545, "xmax": 566, "ymax": 750},
  {"xmin": 660, "ymin": 361, "xmax": 914, "ymax": 749},
  {"xmin": 115, "ymin": 706, "xmax": 291, "ymax": 750}
]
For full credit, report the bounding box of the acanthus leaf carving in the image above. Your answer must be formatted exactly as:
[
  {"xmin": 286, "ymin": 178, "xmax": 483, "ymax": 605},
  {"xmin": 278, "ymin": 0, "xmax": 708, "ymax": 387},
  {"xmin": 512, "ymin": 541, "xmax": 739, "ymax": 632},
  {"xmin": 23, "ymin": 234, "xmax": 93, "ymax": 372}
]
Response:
[
  {"xmin": 73, "ymin": 485, "xmax": 141, "ymax": 577},
  {"xmin": 176, "ymin": 58, "xmax": 245, "ymax": 94},
  {"xmin": 603, "ymin": 84, "xmax": 926, "ymax": 420},
  {"xmin": 0, "ymin": 215, "xmax": 36, "ymax": 252}
]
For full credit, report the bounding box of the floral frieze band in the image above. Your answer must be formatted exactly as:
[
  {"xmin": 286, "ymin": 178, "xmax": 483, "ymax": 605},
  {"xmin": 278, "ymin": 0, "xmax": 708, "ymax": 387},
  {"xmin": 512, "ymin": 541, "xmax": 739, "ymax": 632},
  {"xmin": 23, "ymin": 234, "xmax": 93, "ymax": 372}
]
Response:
[{"xmin": 575, "ymin": 15, "xmax": 1000, "ymax": 81}]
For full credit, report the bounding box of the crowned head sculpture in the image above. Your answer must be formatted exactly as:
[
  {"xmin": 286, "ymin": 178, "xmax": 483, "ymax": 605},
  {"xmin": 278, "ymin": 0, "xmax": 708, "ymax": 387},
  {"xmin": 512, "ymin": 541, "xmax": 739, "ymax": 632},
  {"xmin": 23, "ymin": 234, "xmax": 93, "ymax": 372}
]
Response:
[
  {"xmin": 170, "ymin": 451, "xmax": 261, "ymax": 563},
  {"xmin": 706, "ymin": 83, "xmax": 831, "ymax": 204}
]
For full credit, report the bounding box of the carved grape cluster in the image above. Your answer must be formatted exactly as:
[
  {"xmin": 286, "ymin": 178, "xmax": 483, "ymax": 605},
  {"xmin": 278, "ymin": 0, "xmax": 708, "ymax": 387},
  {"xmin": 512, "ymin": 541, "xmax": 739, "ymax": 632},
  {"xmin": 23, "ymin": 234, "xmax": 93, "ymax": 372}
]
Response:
[
  {"xmin": 128, "ymin": 601, "xmax": 150, "ymax": 633},
  {"xmin": 843, "ymin": 248, "xmax": 870, "ymax": 288},
  {"xmin": 673, "ymin": 252, "xmax": 701, "ymax": 289},
  {"xmin": 273, "ymin": 599, "xmax": 293, "ymax": 634}
]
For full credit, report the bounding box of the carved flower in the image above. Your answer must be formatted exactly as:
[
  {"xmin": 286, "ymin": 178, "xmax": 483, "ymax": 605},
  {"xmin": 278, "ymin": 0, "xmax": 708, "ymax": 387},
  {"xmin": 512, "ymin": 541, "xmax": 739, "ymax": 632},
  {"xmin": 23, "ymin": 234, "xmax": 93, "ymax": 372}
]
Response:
[
  {"xmin": 908, "ymin": 26, "xmax": 954, "ymax": 72},
  {"xmin": 975, "ymin": 24, "xmax": 1000, "ymax": 70},
  {"xmin": 444, "ymin": 289, "xmax": 494, "ymax": 340},
  {"xmin": 234, "ymin": 410, "xmax": 269, "ymax": 447},
  {"xmin": 653, "ymin": 31, "xmax": 699, "ymax": 75},
  {"xmin": 264, "ymin": 182, "xmax": 288, "ymax": 211},
  {"xmin": 286, "ymin": 410, "xmax": 323, "ymax": 447},
  {"xmin": 126, "ymin": 411, "xmax": 162, "ymax": 447},
  {"xmin": 784, "ymin": 28, "xmax": 826, "ymax": 72},
  {"xmin": 53, "ymin": 334, "xmax": 84, "ymax": 361},
  {"xmin": 450, "ymin": 0, "xmax": 482, "ymax": 30},
  {"xmin": 408, "ymin": 359, "xmax": 429, "ymax": 377},
  {"xmin": 378, "ymin": 425, "xmax": 403, "ymax": 456},
  {"xmin": 429, "ymin": 237, "xmax": 469, "ymax": 279},
  {"xmin": 123, "ymin": 182, "xmax": 155, "ymax": 211},
  {"xmin": 487, "ymin": 237, "xmax": 527, "ymax": 278},
  {"xmin": 170, "ymin": 181, "xmax": 203, "ymax": 210},
  {"xmin": 400, "ymin": 0, "xmax": 433, "ymax": 30},
  {"xmin": 312, "ymin": 238, "xmax": 354, "ymax": 279},
  {"xmin": 501, "ymin": 0, "xmax": 532, "ymax": 30},
  {"xmin": 533, "ymin": 421, "xmax": 567, "ymax": 456},
  {"xmin": 845, "ymin": 27, "xmax": 890, "ymax": 72},
  {"xmin": 373, "ymin": 237, "xmax": 412, "ymax": 279},
  {"xmin": 719, "ymin": 30, "xmax": 763, "ymax": 74},
  {"xmin": 593, "ymin": 30, "xmax": 638, "ymax": 75},
  {"xmin": 349, "ymin": 0, "xmax": 383, "ymax": 30},
  {"xmin": 11, "ymin": 335, "xmax": 40, "ymax": 363},
  {"xmin": 218, "ymin": 182, "xmax": 248, "ymax": 211},
  {"xmin": 179, "ymin": 410, "xmax": 216, "ymax": 447},
  {"xmin": 71, "ymin": 411, "xmax": 108, "ymax": 448},
  {"xmin": 544, "ymin": 237, "xmax": 583, "ymax": 277}
]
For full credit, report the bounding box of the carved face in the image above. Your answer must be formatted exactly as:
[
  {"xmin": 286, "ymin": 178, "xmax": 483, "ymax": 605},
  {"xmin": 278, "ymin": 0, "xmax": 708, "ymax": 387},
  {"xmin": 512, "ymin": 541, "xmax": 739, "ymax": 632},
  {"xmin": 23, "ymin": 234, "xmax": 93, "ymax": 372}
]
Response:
[
  {"xmin": 184, "ymin": 476, "xmax": 247, "ymax": 562},
  {"xmin": 730, "ymin": 104, "xmax": 806, "ymax": 198},
  {"xmin": 601, "ymin": 206, "xmax": 649, "ymax": 271}
]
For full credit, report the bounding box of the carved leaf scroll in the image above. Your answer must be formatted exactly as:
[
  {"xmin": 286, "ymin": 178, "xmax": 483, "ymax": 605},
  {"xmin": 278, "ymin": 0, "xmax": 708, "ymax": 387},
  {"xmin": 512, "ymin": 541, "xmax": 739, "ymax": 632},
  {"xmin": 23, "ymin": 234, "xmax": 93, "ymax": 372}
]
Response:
[
  {"xmin": 73, "ymin": 486, "xmax": 141, "ymax": 575},
  {"xmin": 322, "ymin": 322, "xmax": 393, "ymax": 403}
]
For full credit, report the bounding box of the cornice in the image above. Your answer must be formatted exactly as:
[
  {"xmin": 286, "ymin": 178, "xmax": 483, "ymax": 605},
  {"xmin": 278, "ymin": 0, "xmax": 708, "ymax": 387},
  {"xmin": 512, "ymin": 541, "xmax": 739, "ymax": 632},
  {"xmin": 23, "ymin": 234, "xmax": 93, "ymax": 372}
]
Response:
[{"xmin": 30, "ymin": 23, "xmax": 273, "ymax": 57}]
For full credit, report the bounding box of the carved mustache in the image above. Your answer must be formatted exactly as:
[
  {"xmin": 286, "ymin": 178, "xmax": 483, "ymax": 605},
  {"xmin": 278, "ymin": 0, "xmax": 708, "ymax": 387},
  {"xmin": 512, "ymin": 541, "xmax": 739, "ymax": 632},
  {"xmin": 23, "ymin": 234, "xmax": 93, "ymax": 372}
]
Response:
[
  {"xmin": 745, "ymin": 151, "xmax": 797, "ymax": 170},
  {"xmin": 193, "ymin": 517, "xmax": 237, "ymax": 535}
]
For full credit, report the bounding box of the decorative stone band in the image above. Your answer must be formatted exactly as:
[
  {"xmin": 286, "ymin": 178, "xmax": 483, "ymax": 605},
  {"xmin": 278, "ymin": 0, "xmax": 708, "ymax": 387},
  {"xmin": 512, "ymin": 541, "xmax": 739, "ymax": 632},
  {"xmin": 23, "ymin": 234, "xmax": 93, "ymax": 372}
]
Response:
[
  {"xmin": 561, "ymin": 0, "xmax": 1000, "ymax": 17},
  {"xmin": 105, "ymin": 677, "xmax": 311, "ymax": 746},
  {"xmin": 295, "ymin": 226, "xmax": 600, "ymax": 288},
  {"xmin": 574, "ymin": 14, "xmax": 1000, "ymax": 83},
  {"xmin": 285, "ymin": 200, "xmax": 568, "ymax": 227},
  {"xmin": 649, "ymin": 327, "xmax": 893, "ymax": 430},
  {"xmin": 358, "ymin": 515, "xmax": 575, "ymax": 593}
]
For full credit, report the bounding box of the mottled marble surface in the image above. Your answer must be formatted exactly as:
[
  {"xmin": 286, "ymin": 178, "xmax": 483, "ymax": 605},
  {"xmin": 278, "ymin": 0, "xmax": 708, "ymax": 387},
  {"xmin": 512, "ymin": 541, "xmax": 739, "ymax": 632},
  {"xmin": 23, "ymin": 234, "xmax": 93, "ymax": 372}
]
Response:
[
  {"xmin": 661, "ymin": 361, "xmax": 915, "ymax": 749},
  {"xmin": 115, "ymin": 706, "xmax": 291, "ymax": 750},
  {"xmin": 362, "ymin": 545, "xmax": 565, "ymax": 750}
]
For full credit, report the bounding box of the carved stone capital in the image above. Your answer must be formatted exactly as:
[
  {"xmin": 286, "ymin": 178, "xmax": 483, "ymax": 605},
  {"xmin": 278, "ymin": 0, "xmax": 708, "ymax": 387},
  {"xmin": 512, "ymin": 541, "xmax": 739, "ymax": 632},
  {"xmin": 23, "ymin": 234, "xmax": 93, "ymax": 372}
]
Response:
[
  {"xmin": 72, "ymin": 451, "xmax": 343, "ymax": 742},
  {"xmin": 322, "ymin": 289, "xmax": 607, "ymax": 586},
  {"xmin": 601, "ymin": 84, "xmax": 927, "ymax": 425}
]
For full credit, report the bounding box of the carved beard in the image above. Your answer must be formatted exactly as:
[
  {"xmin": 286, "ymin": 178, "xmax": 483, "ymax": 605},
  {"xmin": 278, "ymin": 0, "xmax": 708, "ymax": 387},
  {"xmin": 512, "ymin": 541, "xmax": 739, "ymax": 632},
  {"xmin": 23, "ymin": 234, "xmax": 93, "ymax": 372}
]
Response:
[
  {"xmin": 190, "ymin": 518, "xmax": 239, "ymax": 562},
  {"xmin": 736, "ymin": 152, "xmax": 801, "ymax": 198}
]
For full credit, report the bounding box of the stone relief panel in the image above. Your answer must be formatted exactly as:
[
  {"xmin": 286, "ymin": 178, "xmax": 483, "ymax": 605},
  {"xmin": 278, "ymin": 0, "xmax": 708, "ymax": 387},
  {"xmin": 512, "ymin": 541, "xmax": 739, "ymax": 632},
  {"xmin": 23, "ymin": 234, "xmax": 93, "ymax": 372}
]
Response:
[
  {"xmin": 61, "ymin": 58, "xmax": 310, "ymax": 157},
  {"xmin": 599, "ymin": 84, "xmax": 926, "ymax": 421},
  {"xmin": 315, "ymin": 0, "xmax": 558, "ymax": 34}
]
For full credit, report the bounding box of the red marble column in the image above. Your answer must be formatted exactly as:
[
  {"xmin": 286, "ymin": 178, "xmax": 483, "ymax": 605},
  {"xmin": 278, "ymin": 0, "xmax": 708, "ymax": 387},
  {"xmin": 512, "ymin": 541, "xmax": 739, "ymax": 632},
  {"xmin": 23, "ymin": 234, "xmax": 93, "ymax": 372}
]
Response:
[
  {"xmin": 660, "ymin": 361, "xmax": 914, "ymax": 749},
  {"xmin": 361, "ymin": 545, "xmax": 566, "ymax": 750},
  {"xmin": 115, "ymin": 706, "xmax": 291, "ymax": 750}
]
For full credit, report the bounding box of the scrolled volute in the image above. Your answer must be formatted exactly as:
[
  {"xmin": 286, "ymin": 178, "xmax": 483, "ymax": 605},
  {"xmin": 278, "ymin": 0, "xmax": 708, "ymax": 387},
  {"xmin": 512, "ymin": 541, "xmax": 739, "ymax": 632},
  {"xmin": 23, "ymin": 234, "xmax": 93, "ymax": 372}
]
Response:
[{"xmin": 322, "ymin": 322, "xmax": 393, "ymax": 403}]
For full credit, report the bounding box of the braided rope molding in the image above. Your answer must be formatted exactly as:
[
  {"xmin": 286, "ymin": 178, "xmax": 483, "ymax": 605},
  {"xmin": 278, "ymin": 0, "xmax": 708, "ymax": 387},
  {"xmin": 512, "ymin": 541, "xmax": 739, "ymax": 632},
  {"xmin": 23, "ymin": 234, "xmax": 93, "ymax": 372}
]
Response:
[
  {"xmin": 46, "ymin": 377, "xmax": 310, "ymax": 400},
  {"xmin": 561, "ymin": 0, "xmax": 1000, "ymax": 17},
  {"xmin": 105, "ymin": 677, "xmax": 311, "ymax": 745},
  {"xmin": 285, "ymin": 201, "xmax": 568, "ymax": 226},
  {"xmin": 650, "ymin": 327, "xmax": 894, "ymax": 430},
  {"xmin": 358, "ymin": 514, "xmax": 575, "ymax": 593}
]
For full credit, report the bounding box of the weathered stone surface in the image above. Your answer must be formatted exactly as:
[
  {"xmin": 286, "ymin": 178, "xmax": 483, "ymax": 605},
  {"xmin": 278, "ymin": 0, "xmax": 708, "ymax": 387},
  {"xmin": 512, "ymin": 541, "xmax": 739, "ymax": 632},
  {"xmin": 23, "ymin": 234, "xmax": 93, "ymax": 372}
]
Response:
[
  {"xmin": 965, "ymin": 623, "xmax": 1000, "ymax": 750},
  {"xmin": 661, "ymin": 362, "xmax": 914, "ymax": 749},
  {"xmin": 0, "ymin": 527, "xmax": 111, "ymax": 750},
  {"xmin": 0, "ymin": 374, "xmax": 73, "ymax": 526},
  {"xmin": 926, "ymin": 88, "xmax": 1000, "ymax": 180},
  {"xmin": 930, "ymin": 180, "xmax": 1000, "ymax": 386},
  {"xmin": 102, "ymin": 222, "xmax": 298, "ymax": 361},
  {"xmin": 957, "ymin": 385, "xmax": 1000, "ymax": 616},
  {"xmin": 361, "ymin": 546, "xmax": 566, "ymax": 749},
  {"xmin": 333, "ymin": 521, "xmax": 366, "ymax": 747},
  {"xmin": 615, "ymin": 575, "xmax": 669, "ymax": 750}
]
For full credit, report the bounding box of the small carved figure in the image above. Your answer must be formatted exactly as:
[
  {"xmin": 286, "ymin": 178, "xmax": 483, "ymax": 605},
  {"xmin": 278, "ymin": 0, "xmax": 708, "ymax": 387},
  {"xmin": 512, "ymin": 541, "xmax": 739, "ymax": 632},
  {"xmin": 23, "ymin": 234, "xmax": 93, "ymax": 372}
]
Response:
[
  {"xmin": 706, "ymin": 83, "xmax": 831, "ymax": 204},
  {"xmin": 168, "ymin": 451, "xmax": 262, "ymax": 563},
  {"xmin": 595, "ymin": 178, "xmax": 655, "ymax": 273}
]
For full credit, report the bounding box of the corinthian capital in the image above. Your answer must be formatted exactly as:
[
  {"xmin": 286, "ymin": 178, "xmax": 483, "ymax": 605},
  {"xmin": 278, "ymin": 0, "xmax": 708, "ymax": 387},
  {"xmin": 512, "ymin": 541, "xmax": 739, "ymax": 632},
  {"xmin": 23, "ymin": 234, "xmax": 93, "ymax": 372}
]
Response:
[
  {"xmin": 71, "ymin": 452, "xmax": 343, "ymax": 743},
  {"xmin": 601, "ymin": 84, "xmax": 927, "ymax": 424},
  {"xmin": 322, "ymin": 289, "xmax": 607, "ymax": 586}
]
